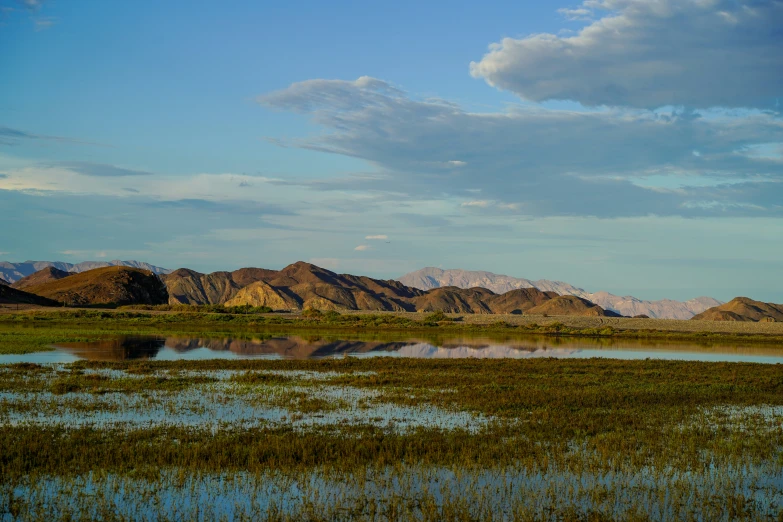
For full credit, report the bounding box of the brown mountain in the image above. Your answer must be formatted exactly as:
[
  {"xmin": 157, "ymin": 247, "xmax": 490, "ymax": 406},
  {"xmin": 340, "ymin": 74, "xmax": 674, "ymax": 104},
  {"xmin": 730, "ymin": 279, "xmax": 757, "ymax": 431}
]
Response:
[
  {"xmin": 163, "ymin": 261, "xmax": 620, "ymax": 316},
  {"xmin": 410, "ymin": 287, "xmax": 496, "ymax": 314},
  {"xmin": 692, "ymin": 297, "xmax": 783, "ymax": 322},
  {"xmin": 485, "ymin": 288, "xmax": 559, "ymax": 314},
  {"xmin": 526, "ymin": 295, "xmax": 620, "ymax": 317},
  {"xmin": 224, "ymin": 280, "xmax": 301, "ymax": 310},
  {"xmin": 0, "ymin": 285, "xmax": 60, "ymax": 306},
  {"xmin": 225, "ymin": 262, "xmax": 420, "ymax": 311},
  {"xmin": 168, "ymin": 261, "xmax": 422, "ymax": 311},
  {"xmin": 162, "ymin": 269, "xmax": 244, "ymax": 305},
  {"xmin": 11, "ymin": 267, "xmax": 72, "ymax": 290},
  {"xmin": 399, "ymin": 267, "xmax": 721, "ymax": 319},
  {"xmin": 22, "ymin": 266, "xmax": 168, "ymax": 306}
]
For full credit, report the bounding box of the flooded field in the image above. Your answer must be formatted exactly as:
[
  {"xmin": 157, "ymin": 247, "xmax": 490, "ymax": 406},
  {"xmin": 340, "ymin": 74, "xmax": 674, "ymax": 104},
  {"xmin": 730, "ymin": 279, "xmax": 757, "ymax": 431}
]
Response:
[
  {"xmin": 2, "ymin": 353, "xmax": 783, "ymax": 520},
  {"xmin": 2, "ymin": 332, "xmax": 783, "ymax": 364}
]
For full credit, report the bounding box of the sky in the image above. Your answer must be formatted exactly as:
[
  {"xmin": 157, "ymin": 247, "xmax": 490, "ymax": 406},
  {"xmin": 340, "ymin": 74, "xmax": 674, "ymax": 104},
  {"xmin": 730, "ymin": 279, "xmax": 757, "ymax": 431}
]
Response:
[{"xmin": 1, "ymin": 0, "xmax": 781, "ymax": 302}]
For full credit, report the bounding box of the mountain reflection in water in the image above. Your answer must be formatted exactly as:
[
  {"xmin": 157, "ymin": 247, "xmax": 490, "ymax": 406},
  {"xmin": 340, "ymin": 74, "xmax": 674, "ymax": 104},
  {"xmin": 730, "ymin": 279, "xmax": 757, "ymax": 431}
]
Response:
[{"xmin": 44, "ymin": 335, "xmax": 783, "ymax": 363}]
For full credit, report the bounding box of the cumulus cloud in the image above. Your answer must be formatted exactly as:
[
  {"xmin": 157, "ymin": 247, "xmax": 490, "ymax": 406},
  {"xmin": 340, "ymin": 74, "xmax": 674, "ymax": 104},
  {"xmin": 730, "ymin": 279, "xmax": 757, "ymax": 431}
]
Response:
[
  {"xmin": 258, "ymin": 77, "xmax": 783, "ymax": 217},
  {"xmin": 470, "ymin": 0, "xmax": 783, "ymax": 110},
  {"xmin": 365, "ymin": 234, "xmax": 388, "ymax": 240}
]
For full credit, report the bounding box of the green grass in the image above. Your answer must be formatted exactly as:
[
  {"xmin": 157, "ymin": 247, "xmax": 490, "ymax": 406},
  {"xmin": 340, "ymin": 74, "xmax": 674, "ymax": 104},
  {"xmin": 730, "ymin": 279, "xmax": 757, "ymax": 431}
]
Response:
[{"xmin": 2, "ymin": 351, "xmax": 783, "ymax": 519}]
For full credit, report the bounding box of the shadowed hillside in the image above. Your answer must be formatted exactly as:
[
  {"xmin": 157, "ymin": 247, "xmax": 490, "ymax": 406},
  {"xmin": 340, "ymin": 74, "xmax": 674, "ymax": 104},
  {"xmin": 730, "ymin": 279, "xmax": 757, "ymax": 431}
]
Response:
[
  {"xmin": 22, "ymin": 266, "xmax": 168, "ymax": 306},
  {"xmin": 0, "ymin": 285, "xmax": 60, "ymax": 306},
  {"xmin": 692, "ymin": 297, "xmax": 782, "ymax": 322}
]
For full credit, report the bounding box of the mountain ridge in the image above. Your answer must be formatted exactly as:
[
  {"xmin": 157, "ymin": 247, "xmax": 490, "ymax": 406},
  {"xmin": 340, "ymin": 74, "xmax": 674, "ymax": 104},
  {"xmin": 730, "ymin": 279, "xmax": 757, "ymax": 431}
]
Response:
[
  {"xmin": 163, "ymin": 261, "xmax": 618, "ymax": 316},
  {"xmin": 0, "ymin": 260, "xmax": 171, "ymax": 284},
  {"xmin": 398, "ymin": 267, "xmax": 721, "ymax": 320}
]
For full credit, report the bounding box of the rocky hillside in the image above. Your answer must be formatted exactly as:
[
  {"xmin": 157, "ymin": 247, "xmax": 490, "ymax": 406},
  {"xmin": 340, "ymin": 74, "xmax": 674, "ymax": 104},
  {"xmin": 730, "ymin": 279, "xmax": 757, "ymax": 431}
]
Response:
[
  {"xmin": 692, "ymin": 297, "xmax": 783, "ymax": 322},
  {"xmin": 398, "ymin": 267, "xmax": 720, "ymax": 319},
  {"xmin": 164, "ymin": 261, "xmax": 614, "ymax": 316},
  {"xmin": 0, "ymin": 285, "xmax": 60, "ymax": 306},
  {"xmin": 11, "ymin": 267, "xmax": 72, "ymax": 290},
  {"xmin": 0, "ymin": 277, "xmax": 8, "ymax": 286},
  {"xmin": 527, "ymin": 295, "xmax": 621, "ymax": 317},
  {"xmin": 21, "ymin": 266, "xmax": 169, "ymax": 306},
  {"xmin": 0, "ymin": 260, "xmax": 170, "ymax": 284}
]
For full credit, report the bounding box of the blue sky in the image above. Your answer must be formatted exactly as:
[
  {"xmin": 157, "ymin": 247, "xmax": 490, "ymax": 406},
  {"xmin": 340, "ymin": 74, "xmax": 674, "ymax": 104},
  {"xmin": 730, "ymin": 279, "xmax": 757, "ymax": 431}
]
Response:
[{"xmin": 1, "ymin": 0, "xmax": 782, "ymax": 302}]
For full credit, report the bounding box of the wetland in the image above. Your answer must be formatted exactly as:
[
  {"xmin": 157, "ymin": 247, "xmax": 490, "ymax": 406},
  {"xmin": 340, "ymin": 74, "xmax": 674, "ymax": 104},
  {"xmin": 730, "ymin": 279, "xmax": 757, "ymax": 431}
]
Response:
[{"xmin": 1, "ymin": 312, "xmax": 783, "ymax": 520}]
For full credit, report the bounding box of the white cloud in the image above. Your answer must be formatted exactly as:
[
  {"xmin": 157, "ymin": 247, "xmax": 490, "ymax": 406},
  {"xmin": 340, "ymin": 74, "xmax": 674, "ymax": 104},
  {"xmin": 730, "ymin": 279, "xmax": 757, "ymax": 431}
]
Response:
[
  {"xmin": 557, "ymin": 7, "xmax": 592, "ymax": 20},
  {"xmin": 354, "ymin": 245, "xmax": 370, "ymax": 251},
  {"xmin": 258, "ymin": 76, "xmax": 783, "ymax": 217},
  {"xmin": 461, "ymin": 200, "xmax": 493, "ymax": 208},
  {"xmin": 470, "ymin": 0, "xmax": 783, "ymax": 109},
  {"xmin": 365, "ymin": 234, "xmax": 388, "ymax": 240}
]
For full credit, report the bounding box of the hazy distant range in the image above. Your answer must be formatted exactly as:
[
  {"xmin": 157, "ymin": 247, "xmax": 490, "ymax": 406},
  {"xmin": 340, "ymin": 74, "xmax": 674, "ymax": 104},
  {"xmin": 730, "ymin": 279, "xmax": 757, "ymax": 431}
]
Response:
[
  {"xmin": 397, "ymin": 268, "xmax": 721, "ymax": 320},
  {"xmin": 0, "ymin": 260, "xmax": 721, "ymax": 320},
  {"xmin": 0, "ymin": 260, "xmax": 170, "ymax": 284}
]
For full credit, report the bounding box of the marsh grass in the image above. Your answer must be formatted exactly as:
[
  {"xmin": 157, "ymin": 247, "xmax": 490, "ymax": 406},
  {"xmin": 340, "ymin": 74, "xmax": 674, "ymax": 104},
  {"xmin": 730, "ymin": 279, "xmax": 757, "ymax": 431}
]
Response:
[{"xmin": 2, "ymin": 343, "xmax": 783, "ymax": 519}]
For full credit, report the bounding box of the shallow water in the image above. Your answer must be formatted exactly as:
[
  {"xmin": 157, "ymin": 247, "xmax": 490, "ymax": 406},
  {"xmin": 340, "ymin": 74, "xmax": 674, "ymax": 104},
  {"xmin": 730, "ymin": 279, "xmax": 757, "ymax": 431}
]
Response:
[
  {"xmin": 4, "ymin": 464, "xmax": 783, "ymax": 521},
  {"xmin": 0, "ymin": 367, "xmax": 490, "ymax": 433},
  {"xmin": 2, "ymin": 333, "xmax": 783, "ymax": 364}
]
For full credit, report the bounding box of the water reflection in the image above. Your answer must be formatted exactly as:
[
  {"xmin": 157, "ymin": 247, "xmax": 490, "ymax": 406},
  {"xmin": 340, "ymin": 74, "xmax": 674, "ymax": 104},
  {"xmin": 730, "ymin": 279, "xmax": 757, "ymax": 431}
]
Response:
[{"xmin": 9, "ymin": 334, "xmax": 777, "ymax": 364}]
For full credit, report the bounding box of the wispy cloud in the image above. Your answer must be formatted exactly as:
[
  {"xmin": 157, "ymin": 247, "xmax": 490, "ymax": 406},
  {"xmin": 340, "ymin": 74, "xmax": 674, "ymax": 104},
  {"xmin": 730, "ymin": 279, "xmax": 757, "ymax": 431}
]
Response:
[
  {"xmin": 33, "ymin": 16, "xmax": 56, "ymax": 30},
  {"xmin": 354, "ymin": 245, "xmax": 370, "ymax": 251},
  {"xmin": 365, "ymin": 234, "xmax": 388, "ymax": 240},
  {"xmin": 258, "ymin": 76, "xmax": 783, "ymax": 218},
  {"xmin": 42, "ymin": 161, "xmax": 152, "ymax": 177},
  {"xmin": 0, "ymin": 126, "xmax": 106, "ymax": 147}
]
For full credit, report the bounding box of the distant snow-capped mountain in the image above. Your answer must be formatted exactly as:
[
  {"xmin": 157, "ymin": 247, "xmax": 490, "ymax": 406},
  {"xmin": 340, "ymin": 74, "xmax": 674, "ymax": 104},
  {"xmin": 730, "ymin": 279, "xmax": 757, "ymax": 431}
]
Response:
[{"xmin": 398, "ymin": 267, "xmax": 721, "ymax": 320}]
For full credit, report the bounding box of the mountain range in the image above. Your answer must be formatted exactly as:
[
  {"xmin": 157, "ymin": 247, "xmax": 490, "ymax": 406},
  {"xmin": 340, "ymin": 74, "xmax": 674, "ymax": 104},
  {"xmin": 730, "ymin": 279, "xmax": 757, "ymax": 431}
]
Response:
[
  {"xmin": 3, "ymin": 260, "xmax": 778, "ymax": 322},
  {"xmin": 0, "ymin": 260, "xmax": 171, "ymax": 285},
  {"xmin": 398, "ymin": 268, "xmax": 722, "ymax": 320},
  {"xmin": 161, "ymin": 261, "xmax": 616, "ymax": 315}
]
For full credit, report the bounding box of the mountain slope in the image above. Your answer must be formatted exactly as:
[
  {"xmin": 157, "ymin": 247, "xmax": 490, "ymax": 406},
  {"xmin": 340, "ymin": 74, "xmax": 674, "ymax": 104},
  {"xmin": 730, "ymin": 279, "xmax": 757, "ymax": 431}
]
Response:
[
  {"xmin": 692, "ymin": 297, "xmax": 783, "ymax": 322},
  {"xmin": 527, "ymin": 295, "xmax": 620, "ymax": 317},
  {"xmin": 11, "ymin": 267, "xmax": 72, "ymax": 290},
  {"xmin": 398, "ymin": 267, "xmax": 720, "ymax": 319},
  {"xmin": 0, "ymin": 260, "xmax": 170, "ymax": 284},
  {"xmin": 22, "ymin": 266, "xmax": 168, "ymax": 306},
  {"xmin": 0, "ymin": 285, "xmax": 60, "ymax": 306},
  {"xmin": 399, "ymin": 267, "xmax": 588, "ymax": 297},
  {"xmin": 162, "ymin": 269, "xmax": 245, "ymax": 305}
]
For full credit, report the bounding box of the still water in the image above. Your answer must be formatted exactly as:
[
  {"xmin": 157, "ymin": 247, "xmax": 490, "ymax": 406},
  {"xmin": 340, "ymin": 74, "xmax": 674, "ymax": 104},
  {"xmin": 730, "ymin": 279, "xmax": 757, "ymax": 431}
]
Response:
[{"xmin": 1, "ymin": 334, "xmax": 782, "ymax": 364}]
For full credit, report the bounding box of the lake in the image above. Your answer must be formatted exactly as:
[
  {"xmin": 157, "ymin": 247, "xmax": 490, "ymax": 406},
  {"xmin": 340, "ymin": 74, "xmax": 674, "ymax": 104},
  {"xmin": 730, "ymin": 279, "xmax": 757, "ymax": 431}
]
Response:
[{"xmin": 1, "ymin": 332, "xmax": 782, "ymax": 364}]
